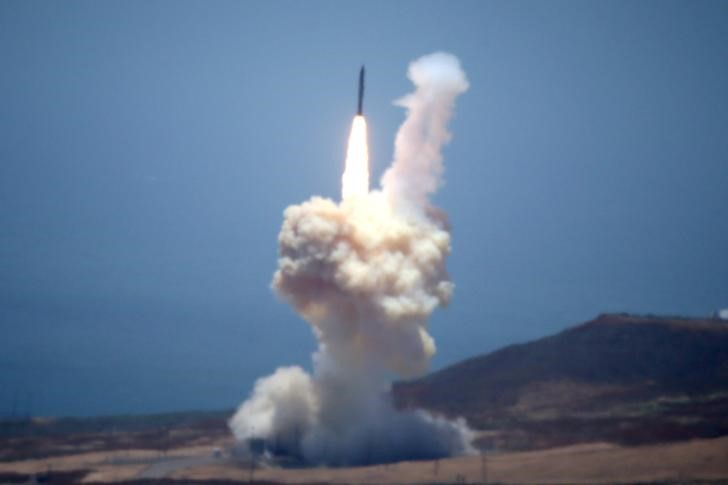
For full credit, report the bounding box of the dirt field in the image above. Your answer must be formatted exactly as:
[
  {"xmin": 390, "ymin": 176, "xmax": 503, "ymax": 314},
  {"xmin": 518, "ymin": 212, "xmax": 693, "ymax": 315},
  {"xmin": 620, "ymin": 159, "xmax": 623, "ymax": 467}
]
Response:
[
  {"xmin": 2, "ymin": 436, "xmax": 728, "ymax": 484},
  {"xmin": 174, "ymin": 437, "xmax": 728, "ymax": 484}
]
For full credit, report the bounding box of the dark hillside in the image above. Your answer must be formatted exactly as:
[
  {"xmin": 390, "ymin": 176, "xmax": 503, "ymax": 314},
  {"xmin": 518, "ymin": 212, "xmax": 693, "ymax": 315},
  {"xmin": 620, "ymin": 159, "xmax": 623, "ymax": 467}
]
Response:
[{"xmin": 394, "ymin": 314, "xmax": 728, "ymax": 450}]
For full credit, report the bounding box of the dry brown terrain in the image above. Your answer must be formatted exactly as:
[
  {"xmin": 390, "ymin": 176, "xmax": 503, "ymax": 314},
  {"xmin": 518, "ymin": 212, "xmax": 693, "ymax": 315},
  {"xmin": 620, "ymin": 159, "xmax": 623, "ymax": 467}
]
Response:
[
  {"xmin": 395, "ymin": 314, "xmax": 728, "ymax": 451},
  {"xmin": 3, "ymin": 314, "xmax": 727, "ymax": 484},
  {"xmin": 174, "ymin": 437, "xmax": 728, "ymax": 484},
  {"xmin": 1, "ymin": 436, "xmax": 728, "ymax": 484}
]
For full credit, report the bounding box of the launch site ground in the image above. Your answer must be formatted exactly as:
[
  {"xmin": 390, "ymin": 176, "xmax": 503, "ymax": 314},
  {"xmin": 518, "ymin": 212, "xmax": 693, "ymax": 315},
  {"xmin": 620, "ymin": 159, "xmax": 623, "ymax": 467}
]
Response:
[
  {"xmin": 2, "ymin": 421, "xmax": 728, "ymax": 484},
  {"xmin": 3, "ymin": 315, "xmax": 727, "ymax": 484}
]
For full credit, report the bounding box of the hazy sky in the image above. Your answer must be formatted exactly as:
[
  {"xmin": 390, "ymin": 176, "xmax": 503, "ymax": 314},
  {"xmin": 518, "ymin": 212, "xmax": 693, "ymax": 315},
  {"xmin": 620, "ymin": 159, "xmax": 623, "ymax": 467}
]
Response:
[{"xmin": 1, "ymin": 1, "xmax": 726, "ymax": 417}]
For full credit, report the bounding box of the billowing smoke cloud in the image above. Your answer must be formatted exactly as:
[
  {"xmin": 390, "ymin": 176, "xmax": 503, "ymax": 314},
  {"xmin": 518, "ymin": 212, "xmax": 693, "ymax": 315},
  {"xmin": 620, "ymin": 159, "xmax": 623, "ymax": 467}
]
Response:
[{"xmin": 230, "ymin": 52, "xmax": 471, "ymax": 466}]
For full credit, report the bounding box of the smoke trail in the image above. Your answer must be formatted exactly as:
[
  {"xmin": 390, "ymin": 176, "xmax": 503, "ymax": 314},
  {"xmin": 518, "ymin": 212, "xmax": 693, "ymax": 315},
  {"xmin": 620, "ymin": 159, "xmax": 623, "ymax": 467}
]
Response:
[
  {"xmin": 230, "ymin": 52, "xmax": 471, "ymax": 466},
  {"xmin": 382, "ymin": 52, "xmax": 469, "ymax": 211}
]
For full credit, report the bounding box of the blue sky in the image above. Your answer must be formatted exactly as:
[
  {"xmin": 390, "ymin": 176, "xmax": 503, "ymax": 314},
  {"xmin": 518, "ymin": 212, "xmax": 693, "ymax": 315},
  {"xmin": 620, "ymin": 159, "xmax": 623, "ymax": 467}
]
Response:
[{"xmin": 1, "ymin": 0, "xmax": 726, "ymax": 417}]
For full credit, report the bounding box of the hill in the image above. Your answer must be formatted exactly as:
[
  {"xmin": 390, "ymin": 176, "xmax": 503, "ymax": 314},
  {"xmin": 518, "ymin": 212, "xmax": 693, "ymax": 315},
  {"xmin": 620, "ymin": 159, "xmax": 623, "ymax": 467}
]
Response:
[
  {"xmin": 3, "ymin": 313, "xmax": 727, "ymax": 461},
  {"xmin": 393, "ymin": 313, "xmax": 728, "ymax": 450}
]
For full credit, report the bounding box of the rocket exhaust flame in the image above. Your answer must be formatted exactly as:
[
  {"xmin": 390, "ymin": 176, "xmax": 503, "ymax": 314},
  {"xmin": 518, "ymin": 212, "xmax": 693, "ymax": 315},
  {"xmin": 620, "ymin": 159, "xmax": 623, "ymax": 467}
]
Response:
[
  {"xmin": 230, "ymin": 53, "xmax": 471, "ymax": 466},
  {"xmin": 341, "ymin": 115, "xmax": 369, "ymax": 200}
]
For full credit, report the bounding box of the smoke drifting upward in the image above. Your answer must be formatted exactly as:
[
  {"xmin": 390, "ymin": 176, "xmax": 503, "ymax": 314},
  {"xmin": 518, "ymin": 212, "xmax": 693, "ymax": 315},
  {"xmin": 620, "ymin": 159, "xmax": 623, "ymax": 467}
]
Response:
[
  {"xmin": 230, "ymin": 52, "xmax": 471, "ymax": 466},
  {"xmin": 382, "ymin": 52, "xmax": 470, "ymax": 211}
]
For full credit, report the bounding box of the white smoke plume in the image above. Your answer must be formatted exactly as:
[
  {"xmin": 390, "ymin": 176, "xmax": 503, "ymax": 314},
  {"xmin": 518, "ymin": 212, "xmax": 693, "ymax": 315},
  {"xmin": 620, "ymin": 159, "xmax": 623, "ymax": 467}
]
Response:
[
  {"xmin": 230, "ymin": 52, "xmax": 471, "ymax": 466},
  {"xmin": 382, "ymin": 52, "xmax": 470, "ymax": 211}
]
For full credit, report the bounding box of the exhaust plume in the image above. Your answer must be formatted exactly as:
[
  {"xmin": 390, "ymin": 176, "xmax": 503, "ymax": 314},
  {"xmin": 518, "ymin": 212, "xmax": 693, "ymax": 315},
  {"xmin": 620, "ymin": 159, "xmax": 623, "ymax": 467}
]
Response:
[
  {"xmin": 382, "ymin": 52, "xmax": 470, "ymax": 211},
  {"xmin": 341, "ymin": 115, "xmax": 369, "ymax": 200},
  {"xmin": 230, "ymin": 52, "xmax": 471, "ymax": 466}
]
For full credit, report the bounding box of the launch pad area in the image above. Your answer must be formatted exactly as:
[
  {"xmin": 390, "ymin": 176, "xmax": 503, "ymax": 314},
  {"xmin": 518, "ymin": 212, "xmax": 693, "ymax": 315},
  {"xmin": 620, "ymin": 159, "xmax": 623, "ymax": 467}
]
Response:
[{"xmin": 1, "ymin": 414, "xmax": 728, "ymax": 484}]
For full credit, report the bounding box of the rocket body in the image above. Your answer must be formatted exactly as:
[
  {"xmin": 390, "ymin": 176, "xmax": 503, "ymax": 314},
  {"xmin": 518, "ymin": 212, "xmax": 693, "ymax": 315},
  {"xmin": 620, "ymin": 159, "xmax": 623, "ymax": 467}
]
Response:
[{"xmin": 357, "ymin": 66, "xmax": 365, "ymax": 115}]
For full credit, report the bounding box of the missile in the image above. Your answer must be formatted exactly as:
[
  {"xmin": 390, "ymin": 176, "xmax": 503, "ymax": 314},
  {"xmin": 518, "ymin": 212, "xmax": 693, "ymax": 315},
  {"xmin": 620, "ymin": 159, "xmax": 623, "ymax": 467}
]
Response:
[{"xmin": 357, "ymin": 65, "xmax": 365, "ymax": 116}]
